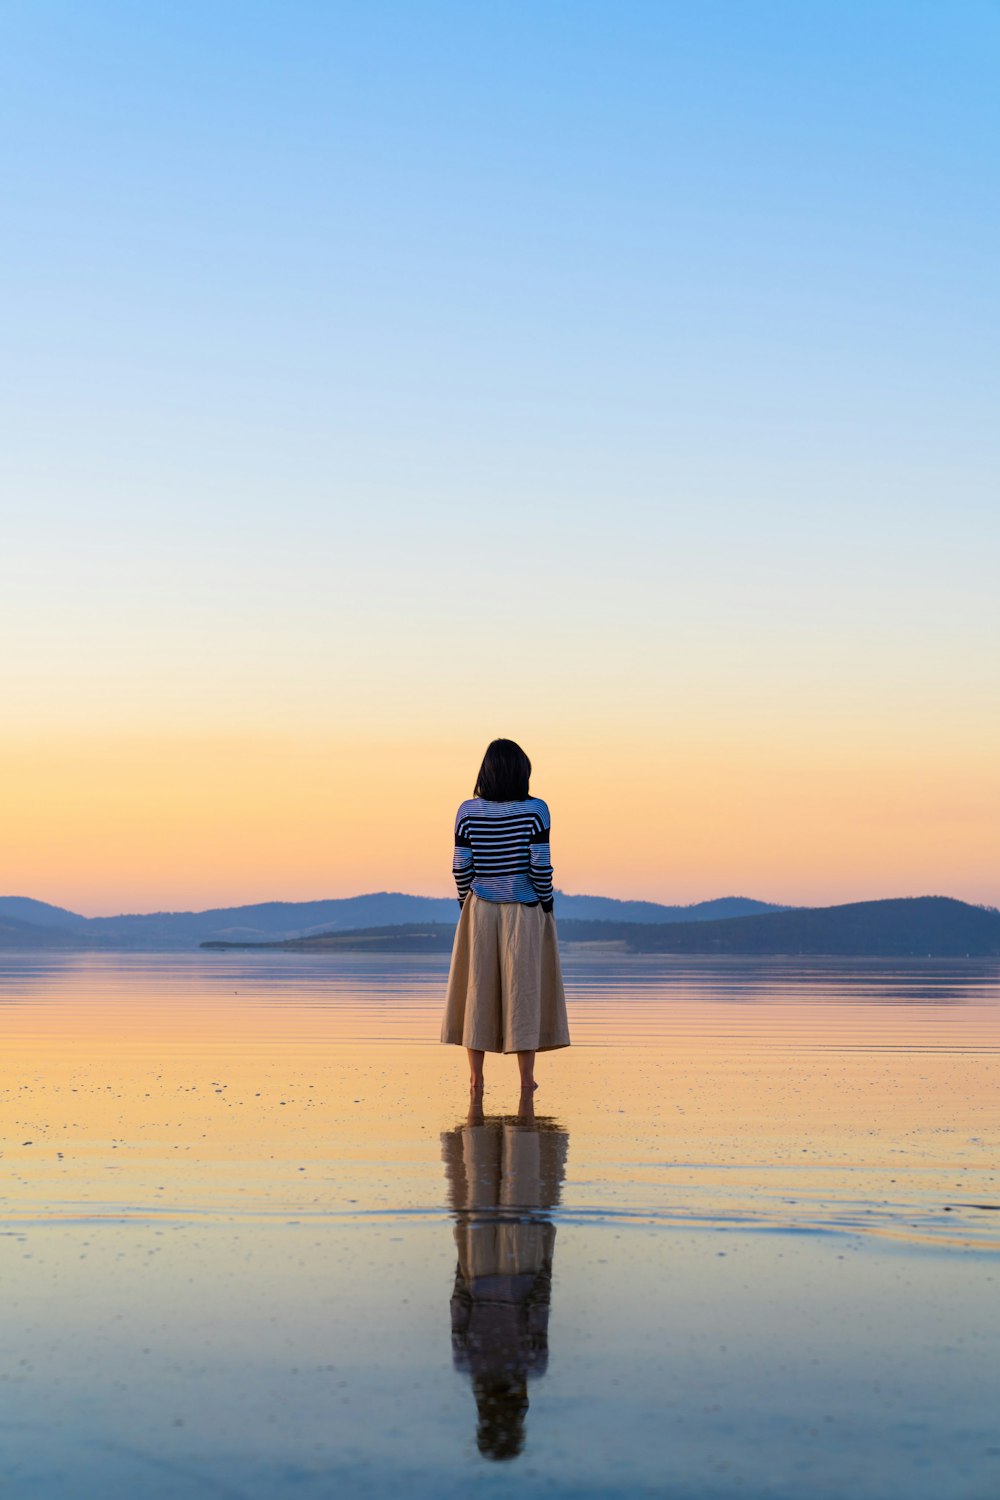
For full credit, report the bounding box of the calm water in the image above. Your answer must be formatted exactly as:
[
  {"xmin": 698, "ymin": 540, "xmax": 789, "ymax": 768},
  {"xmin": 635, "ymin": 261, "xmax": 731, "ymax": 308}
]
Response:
[{"xmin": 2, "ymin": 952, "xmax": 998, "ymax": 1498}]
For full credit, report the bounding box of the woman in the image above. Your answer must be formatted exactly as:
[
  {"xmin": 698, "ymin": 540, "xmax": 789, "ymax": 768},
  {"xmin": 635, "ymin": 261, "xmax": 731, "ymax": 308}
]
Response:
[{"xmin": 440, "ymin": 738, "xmax": 570, "ymax": 1097}]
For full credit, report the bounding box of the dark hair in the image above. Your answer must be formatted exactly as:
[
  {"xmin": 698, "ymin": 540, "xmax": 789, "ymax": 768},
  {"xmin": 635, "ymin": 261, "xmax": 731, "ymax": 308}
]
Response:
[
  {"xmin": 474, "ymin": 739, "xmax": 531, "ymax": 801},
  {"xmin": 473, "ymin": 1376, "xmax": 528, "ymax": 1461}
]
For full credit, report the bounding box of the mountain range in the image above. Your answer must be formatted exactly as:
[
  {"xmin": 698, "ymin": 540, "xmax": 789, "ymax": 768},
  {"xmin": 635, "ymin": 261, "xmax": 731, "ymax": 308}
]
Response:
[
  {"xmin": 203, "ymin": 896, "xmax": 1000, "ymax": 959},
  {"xmin": 2, "ymin": 892, "xmax": 998, "ymax": 957},
  {"xmin": 0, "ymin": 892, "xmax": 785, "ymax": 951}
]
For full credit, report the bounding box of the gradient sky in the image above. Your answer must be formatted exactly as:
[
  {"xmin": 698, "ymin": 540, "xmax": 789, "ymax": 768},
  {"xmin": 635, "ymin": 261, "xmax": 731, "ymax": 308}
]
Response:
[{"xmin": 2, "ymin": 1, "xmax": 998, "ymax": 915}]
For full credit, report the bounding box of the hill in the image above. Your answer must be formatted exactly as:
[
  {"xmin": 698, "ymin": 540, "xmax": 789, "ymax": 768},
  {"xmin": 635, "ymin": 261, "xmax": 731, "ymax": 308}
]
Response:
[
  {"xmin": 567, "ymin": 896, "xmax": 1000, "ymax": 957},
  {"xmin": 0, "ymin": 892, "xmax": 785, "ymax": 950},
  {"xmin": 201, "ymin": 923, "xmax": 463, "ymax": 954},
  {"xmin": 0, "ymin": 913, "xmax": 88, "ymax": 949},
  {"xmin": 0, "ymin": 897, "xmax": 91, "ymax": 931},
  {"xmin": 5, "ymin": 893, "xmax": 997, "ymax": 957},
  {"xmin": 610, "ymin": 896, "xmax": 1000, "ymax": 956},
  {"xmin": 200, "ymin": 897, "xmax": 1000, "ymax": 958}
]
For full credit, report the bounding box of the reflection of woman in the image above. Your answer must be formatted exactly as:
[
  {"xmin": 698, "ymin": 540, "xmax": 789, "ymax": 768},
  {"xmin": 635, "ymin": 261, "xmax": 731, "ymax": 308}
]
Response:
[
  {"xmin": 441, "ymin": 1102, "xmax": 569, "ymax": 1461},
  {"xmin": 440, "ymin": 739, "xmax": 570, "ymax": 1101}
]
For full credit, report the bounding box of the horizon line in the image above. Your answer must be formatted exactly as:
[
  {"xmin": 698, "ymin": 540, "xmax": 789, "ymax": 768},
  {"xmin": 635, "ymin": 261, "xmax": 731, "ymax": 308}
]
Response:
[{"xmin": 5, "ymin": 889, "xmax": 999, "ymax": 923}]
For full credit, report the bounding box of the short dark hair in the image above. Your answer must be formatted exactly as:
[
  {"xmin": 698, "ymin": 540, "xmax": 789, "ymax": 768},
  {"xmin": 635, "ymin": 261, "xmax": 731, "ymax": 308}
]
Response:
[{"xmin": 474, "ymin": 739, "xmax": 531, "ymax": 801}]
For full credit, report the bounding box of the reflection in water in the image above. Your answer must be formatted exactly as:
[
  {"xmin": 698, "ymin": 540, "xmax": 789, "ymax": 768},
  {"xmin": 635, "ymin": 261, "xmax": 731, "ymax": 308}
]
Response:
[
  {"xmin": 441, "ymin": 1101, "xmax": 569, "ymax": 1461},
  {"xmin": 1, "ymin": 955, "xmax": 998, "ymax": 1497}
]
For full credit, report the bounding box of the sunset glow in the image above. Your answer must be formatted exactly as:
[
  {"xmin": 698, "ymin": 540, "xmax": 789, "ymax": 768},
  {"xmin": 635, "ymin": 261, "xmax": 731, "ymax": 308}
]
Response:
[
  {"xmin": 3, "ymin": 721, "xmax": 996, "ymax": 914},
  {"xmin": 2, "ymin": 3, "xmax": 997, "ymax": 915}
]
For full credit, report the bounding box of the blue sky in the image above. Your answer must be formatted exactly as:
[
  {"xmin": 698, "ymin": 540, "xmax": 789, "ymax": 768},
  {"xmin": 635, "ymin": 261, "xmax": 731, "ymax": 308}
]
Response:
[
  {"xmin": 6, "ymin": 2, "xmax": 997, "ymax": 537},
  {"xmin": 1, "ymin": 2, "xmax": 998, "ymax": 908}
]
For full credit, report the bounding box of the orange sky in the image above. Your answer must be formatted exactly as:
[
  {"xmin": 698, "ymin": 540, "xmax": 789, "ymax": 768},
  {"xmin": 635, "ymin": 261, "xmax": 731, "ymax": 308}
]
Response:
[
  {"xmin": 3, "ymin": 714, "xmax": 996, "ymax": 915},
  {"xmin": 4, "ymin": 6, "xmax": 998, "ymax": 919}
]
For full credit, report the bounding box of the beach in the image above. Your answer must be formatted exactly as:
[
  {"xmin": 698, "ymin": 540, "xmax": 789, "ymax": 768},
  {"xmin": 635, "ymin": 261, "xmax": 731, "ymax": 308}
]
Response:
[{"xmin": 1, "ymin": 951, "xmax": 997, "ymax": 1496}]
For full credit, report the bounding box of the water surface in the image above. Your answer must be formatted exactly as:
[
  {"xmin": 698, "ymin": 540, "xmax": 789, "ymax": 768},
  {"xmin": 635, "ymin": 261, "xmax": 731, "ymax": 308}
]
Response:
[{"xmin": 2, "ymin": 953, "xmax": 998, "ymax": 1496}]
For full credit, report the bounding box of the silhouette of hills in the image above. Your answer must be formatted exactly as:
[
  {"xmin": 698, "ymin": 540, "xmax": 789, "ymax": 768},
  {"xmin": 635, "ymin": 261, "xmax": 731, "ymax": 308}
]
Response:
[
  {"xmin": 3, "ymin": 893, "xmax": 997, "ymax": 957},
  {"xmin": 202, "ymin": 924, "xmax": 462, "ymax": 954},
  {"xmin": 556, "ymin": 896, "xmax": 1000, "ymax": 956},
  {"xmin": 0, "ymin": 897, "xmax": 91, "ymax": 931},
  {"xmin": 0, "ymin": 912, "xmax": 87, "ymax": 949},
  {"xmin": 0, "ymin": 891, "xmax": 785, "ymax": 950},
  {"xmin": 200, "ymin": 896, "xmax": 1000, "ymax": 959}
]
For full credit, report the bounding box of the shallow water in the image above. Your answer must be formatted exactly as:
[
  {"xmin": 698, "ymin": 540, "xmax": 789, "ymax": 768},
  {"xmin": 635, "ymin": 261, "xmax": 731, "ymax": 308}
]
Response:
[{"xmin": 2, "ymin": 952, "xmax": 998, "ymax": 1497}]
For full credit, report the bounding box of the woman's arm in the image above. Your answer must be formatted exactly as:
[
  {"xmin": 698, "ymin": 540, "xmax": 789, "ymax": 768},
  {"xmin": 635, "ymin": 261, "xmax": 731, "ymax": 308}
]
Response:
[
  {"xmin": 528, "ymin": 811, "xmax": 554, "ymax": 913},
  {"xmin": 452, "ymin": 810, "xmax": 474, "ymax": 907}
]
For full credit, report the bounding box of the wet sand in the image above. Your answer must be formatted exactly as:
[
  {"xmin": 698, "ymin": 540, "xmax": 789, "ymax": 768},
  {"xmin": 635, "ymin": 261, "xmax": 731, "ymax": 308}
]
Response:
[{"xmin": 2, "ymin": 952, "xmax": 998, "ymax": 1496}]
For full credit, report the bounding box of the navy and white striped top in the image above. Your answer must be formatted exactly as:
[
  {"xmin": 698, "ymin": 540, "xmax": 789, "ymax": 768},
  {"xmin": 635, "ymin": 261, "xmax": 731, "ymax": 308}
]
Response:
[{"xmin": 452, "ymin": 797, "xmax": 554, "ymax": 912}]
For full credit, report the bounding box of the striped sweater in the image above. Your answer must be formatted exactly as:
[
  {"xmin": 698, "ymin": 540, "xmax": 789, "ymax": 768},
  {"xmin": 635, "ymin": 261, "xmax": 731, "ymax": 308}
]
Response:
[{"xmin": 452, "ymin": 797, "xmax": 554, "ymax": 912}]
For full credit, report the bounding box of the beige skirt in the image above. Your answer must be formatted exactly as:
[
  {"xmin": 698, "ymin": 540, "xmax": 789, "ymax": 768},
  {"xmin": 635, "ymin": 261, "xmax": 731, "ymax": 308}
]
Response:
[{"xmin": 441, "ymin": 893, "xmax": 571, "ymax": 1054}]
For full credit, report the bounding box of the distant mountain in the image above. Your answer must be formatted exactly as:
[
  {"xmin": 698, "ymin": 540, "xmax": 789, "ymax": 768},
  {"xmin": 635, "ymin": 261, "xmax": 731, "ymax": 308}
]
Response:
[
  {"xmin": 0, "ymin": 891, "xmax": 787, "ymax": 950},
  {"xmin": 0, "ymin": 912, "xmax": 86, "ymax": 949},
  {"xmin": 556, "ymin": 894, "xmax": 785, "ymax": 923},
  {"xmin": 201, "ymin": 923, "xmax": 462, "ymax": 955},
  {"xmin": 8, "ymin": 893, "xmax": 997, "ymax": 957},
  {"xmin": 560, "ymin": 896, "xmax": 1000, "ymax": 958},
  {"xmin": 83, "ymin": 894, "xmax": 458, "ymax": 948},
  {"xmin": 0, "ymin": 897, "xmax": 90, "ymax": 930},
  {"xmin": 201, "ymin": 897, "xmax": 1000, "ymax": 959},
  {"xmin": 0, "ymin": 893, "xmax": 460, "ymax": 949}
]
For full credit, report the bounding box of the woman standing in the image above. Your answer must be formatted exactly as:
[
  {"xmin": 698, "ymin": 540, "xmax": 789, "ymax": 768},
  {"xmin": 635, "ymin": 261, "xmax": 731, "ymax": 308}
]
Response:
[{"xmin": 441, "ymin": 739, "xmax": 570, "ymax": 1097}]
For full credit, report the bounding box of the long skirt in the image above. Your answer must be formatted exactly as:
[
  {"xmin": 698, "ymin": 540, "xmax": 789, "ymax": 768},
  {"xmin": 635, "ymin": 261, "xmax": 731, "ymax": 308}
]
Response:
[{"xmin": 441, "ymin": 893, "xmax": 571, "ymax": 1054}]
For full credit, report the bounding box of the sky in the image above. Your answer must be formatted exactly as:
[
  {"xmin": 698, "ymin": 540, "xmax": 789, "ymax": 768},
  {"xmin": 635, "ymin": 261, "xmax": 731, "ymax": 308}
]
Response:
[{"xmin": 2, "ymin": 0, "xmax": 998, "ymax": 916}]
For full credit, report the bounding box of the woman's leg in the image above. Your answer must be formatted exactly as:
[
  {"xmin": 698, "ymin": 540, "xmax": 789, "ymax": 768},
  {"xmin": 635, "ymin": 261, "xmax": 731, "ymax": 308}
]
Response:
[
  {"xmin": 467, "ymin": 1048, "xmax": 485, "ymax": 1093},
  {"xmin": 516, "ymin": 1049, "xmax": 537, "ymax": 1092}
]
